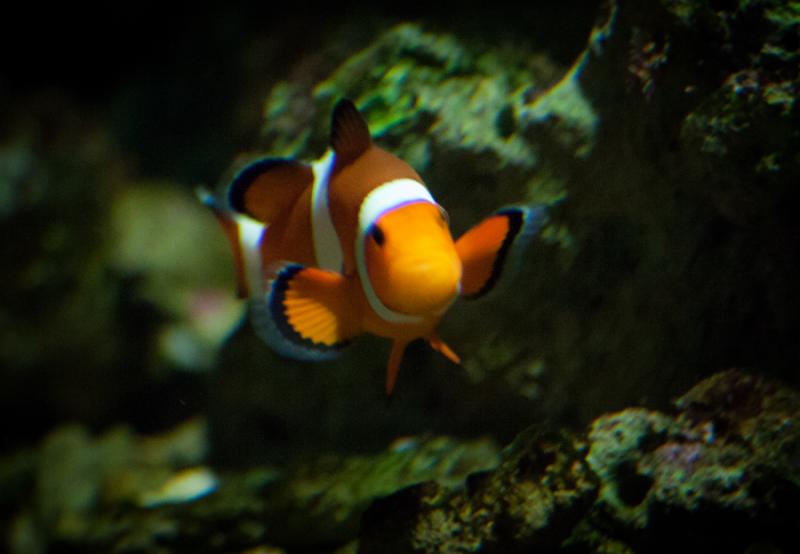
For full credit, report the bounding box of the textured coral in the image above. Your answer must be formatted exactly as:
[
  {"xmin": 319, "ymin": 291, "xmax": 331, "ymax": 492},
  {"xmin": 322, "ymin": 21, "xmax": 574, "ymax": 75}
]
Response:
[
  {"xmin": 360, "ymin": 428, "xmax": 597, "ymax": 553},
  {"xmin": 359, "ymin": 370, "xmax": 800, "ymax": 553},
  {"xmin": 1, "ymin": 424, "xmax": 498, "ymax": 553}
]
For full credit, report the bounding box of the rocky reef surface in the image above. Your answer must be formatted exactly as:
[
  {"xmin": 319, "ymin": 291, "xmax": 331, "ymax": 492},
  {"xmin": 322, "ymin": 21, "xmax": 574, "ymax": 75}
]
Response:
[
  {"xmin": 2, "ymin": 370, "xmax": 797, "ymax": 552},
  {"xmin": 360, "ymin": 369, "xmax": 800, "ymax": 553},
  {"xmin": 1, "ymin": 419, "xmax": 500, "ymax": 553}
]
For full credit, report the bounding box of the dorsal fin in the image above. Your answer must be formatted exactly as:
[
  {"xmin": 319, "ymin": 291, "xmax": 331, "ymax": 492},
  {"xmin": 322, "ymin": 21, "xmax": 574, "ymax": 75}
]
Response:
[
  {"xmin": 227, "ymin": 158, "xmax": 312, "ymax": 223},
  {"xmin": 329, "ymin": 99, "xmax": 371, "ymax": 163}
]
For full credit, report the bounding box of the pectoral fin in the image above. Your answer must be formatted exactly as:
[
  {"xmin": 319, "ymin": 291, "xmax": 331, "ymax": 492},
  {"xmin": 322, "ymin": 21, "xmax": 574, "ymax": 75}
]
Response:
[
  {"xmin": 251, "ymin": 263, "xmax": 360, "ymax": 361},
  {"xmin": 455, "ymin": 206, "xmax": 544, "ymax": 299}
]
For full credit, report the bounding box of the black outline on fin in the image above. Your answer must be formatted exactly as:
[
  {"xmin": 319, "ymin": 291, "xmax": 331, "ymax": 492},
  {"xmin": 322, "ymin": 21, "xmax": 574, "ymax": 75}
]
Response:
[
  {"xmin": 329, "ymin": 99, "xmax": 371, "ymax": 161},
  {"xmin": 462, "ymin": 206, "xmax": 545, "ymax": 300},
  {"xmin": 227, "ymin": 158, "xmax": 305, "ymax": 216},
  {"xmin": 250, "ymin": 263, "xmax": 351, "ymax": 362}
]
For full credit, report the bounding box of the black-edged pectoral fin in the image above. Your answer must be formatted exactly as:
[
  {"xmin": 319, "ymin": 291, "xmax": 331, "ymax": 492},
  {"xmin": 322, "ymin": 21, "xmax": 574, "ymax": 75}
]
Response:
[
  {"xmin": 455, "ymin": 206, "xmax": 545, "ymax": 299},
  {"xmin": 251, "ymin": 263, "xmax": 361, "ymax": 361}
]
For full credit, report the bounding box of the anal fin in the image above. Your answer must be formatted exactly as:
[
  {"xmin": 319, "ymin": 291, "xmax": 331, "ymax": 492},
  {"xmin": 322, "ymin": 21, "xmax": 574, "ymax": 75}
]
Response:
[{"xmin": 384, "ymin": 335, "xmax": 460, "ymax": 396}]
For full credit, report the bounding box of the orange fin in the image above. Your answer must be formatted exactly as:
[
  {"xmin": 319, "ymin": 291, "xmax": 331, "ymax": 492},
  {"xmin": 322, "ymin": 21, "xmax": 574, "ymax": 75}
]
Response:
[
  {"xmin": 197, "ymin": 188, "xmax": 251, "ymax": 298},
  {"xmin": 386, "ymin": 340, "xmax": 409, "ymax": 396},
  {"xmin": 456, "ymin": 207, "xmax": 545, "ymax": 299},
  {"xmin": 330, "ymin": 99, "xmax": 372, "ymax": 164},
  {"xmin": 428, "ymin": 333, "xmax": 461, "ymax": 365},
  {"xmin": 251, "ymin": 263, "xmax": 361, "ymax": 361},
  {"xmin": 227, "ymin": 158, "xmax": 312, "ymax": 223}
]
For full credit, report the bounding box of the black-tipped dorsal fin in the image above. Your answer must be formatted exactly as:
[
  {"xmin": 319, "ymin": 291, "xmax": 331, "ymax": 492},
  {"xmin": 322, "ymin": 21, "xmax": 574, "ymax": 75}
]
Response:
[
  {"xmin": 330, "ymin": 99, "xmax": 371, "ymax": 163},
  {"xmin": 227, "ymin": 158, "xmax": 312, "ymax": 223}
]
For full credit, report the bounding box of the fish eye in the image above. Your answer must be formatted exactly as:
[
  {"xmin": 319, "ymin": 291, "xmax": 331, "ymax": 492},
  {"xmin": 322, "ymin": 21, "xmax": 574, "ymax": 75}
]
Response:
[{"xmin": 370, "ymin": 224, "xmax": 385, "ymax": 246}]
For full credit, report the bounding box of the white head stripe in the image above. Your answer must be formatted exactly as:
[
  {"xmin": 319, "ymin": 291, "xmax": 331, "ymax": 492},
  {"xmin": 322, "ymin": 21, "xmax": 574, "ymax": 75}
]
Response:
[
  {"xmin": 358, "ymin": 179, "xmax": 435, "ymax": 232},
  {"xmin": 356, "ymin": 179, "xmax": 436, "ymax": 325},
  {"xmin": 310, "ymin": 151, "xmax": 343, "ymax": 271}
]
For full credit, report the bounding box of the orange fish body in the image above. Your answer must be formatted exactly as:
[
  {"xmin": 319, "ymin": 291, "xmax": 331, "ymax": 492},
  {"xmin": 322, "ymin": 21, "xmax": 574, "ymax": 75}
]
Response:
[{"xmin": 201, "ymin": 99, "xmax": 543, "ymax": 394}]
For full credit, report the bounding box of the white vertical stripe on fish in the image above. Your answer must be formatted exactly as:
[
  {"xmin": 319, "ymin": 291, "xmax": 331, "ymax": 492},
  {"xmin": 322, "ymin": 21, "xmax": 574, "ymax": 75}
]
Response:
[
  {"xmin": 310, "ymin": 151, "xmax": 343, "ymax": 272},
  {"xmin": 356, "ymin": 179, "xmax": 435, "ymax": 324}
]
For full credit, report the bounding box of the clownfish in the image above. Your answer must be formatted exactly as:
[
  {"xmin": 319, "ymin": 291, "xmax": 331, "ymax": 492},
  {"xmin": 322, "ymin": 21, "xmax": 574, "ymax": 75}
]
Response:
[{"xmin": 200, "ymin": 99, "xmax": 543, "ymax": 395}]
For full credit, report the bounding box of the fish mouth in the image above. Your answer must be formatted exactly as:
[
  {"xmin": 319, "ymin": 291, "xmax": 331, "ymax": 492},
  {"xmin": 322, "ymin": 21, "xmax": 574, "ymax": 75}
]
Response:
[
  {"xmin": 381, "ymin": 259, "xmax": 462, "ymax": 316},
  {"xmin": 384, "ymin": 293, "xmax": 458, "ymax": 317}
]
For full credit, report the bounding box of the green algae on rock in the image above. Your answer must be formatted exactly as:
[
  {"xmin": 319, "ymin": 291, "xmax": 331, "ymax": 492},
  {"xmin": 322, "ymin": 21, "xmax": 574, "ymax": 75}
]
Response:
[
  {"xmin": 358, "ymin": 370, "xmax": 800, "ymax": 553},
  {"xmin": 260, "ymin": 435, "xmax": 500, "ymax": 547},
  {"xmin": 580, "ymin": 369, "xmax": 800, "ymax": 552},
  {"xmin": 585, "ymin": 408, "xmax": 679, "ymax": 527},
  {"xmin": 2, "ymin": 418, "xmax": 499, "ymax": 553},
  {"xmin": 264, "ymin": 24, "xmax": 547, "ymax": 176},
  {"xmin": 259, "ymin": 21, "xmax": 567, "ymax": 221},
  {"xmin": 360, "ymin": 428, "xmax": 597, "ymax": 553},
  {"xmin": 5, "ymin": 419, "xmax": 213, "ymax": 553}
]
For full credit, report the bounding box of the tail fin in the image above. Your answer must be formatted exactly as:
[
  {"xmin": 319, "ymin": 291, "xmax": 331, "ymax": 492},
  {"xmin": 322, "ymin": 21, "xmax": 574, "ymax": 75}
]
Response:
[{"xmin": 197, "ymin": 187, "xmax": 264, "ymax": 298}]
